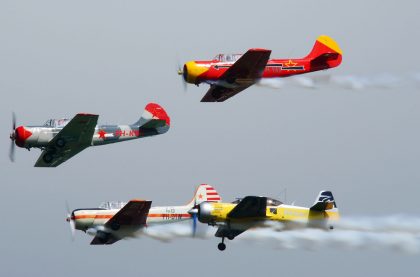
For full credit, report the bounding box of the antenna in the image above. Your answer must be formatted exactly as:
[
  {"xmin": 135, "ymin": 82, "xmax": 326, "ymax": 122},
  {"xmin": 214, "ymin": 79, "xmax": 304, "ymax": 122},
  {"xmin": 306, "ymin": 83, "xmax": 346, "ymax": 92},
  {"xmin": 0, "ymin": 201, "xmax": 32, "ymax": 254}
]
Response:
[{"xmin": 279, "ymin": 188, "xmax": 287, "ymax": 204}]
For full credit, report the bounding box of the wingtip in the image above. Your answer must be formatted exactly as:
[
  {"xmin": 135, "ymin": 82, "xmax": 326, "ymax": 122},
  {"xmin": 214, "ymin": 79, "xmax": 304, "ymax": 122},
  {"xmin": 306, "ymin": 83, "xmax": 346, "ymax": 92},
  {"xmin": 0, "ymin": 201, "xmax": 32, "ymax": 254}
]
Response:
[{"xmin": 248, "ymin": 48, "xmax": 271, "ymax": 52}]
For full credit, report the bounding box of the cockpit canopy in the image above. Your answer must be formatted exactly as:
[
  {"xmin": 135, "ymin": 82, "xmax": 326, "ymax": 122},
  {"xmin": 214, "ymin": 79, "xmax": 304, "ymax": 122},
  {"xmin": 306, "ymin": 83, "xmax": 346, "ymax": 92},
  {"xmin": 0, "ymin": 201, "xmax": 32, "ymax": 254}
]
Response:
[
  {"xmin": 266, "ymin": 197, "xmax": 283, "ymax": 206},
  {"xmin": 213, "ymin": 54, "xmax": 242, "ymax": 63},
  {"xmin": 231, "ymin": 197, "xmax": 283, "ymax": 206},
  {"xmin": 43, "ymin": 118, "xmax": 70, "ymax": 128},
  {"xmin": 99, "ymin": 201, "xmax": 127, "ymax": 210}
]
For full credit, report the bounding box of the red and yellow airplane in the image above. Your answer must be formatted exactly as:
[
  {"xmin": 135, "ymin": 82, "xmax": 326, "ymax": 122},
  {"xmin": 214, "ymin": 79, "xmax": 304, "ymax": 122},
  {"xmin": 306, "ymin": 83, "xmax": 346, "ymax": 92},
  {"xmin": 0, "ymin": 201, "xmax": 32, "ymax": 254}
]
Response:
[
  {"xmin": 178, "ymin": 35, "xmax": 342, "ymax": 102},
  {"xmin": 189, "ymin": 190, "xmax": 339, "ymax": 251}
]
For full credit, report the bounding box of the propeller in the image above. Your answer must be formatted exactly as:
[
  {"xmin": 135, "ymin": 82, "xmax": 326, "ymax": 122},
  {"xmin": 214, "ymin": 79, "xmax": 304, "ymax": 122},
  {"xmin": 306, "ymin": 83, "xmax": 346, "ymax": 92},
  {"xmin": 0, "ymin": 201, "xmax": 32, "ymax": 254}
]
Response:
[
  {"xmin": 191, "ymin": 209, "xmax": 198, "ymax": 237},
  {"xmin": 65, "ymin": 201, "xmax": 76, "ymax": 241},
  {"xmin": 9, "ymin": 112, "xmax": 16, "ymax": 162},
  {"xmin": 176, "ymin": 61, "xmax": 187, "ymax": 92},
  {"xmin": 188, "ymin": 198, "xmax": 199, "ymax": 237}
]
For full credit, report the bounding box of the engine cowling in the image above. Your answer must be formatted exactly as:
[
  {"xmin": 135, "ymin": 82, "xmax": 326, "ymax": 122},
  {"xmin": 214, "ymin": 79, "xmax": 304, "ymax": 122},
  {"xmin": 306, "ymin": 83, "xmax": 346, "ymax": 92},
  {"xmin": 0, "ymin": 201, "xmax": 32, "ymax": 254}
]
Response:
[
  {"xmin": 196, "ymin": 202, "xmax": 215, "ymax": 224},
  {"xmin": 182, "ymin": 61, "xmax": 208, "ymax": 85}
]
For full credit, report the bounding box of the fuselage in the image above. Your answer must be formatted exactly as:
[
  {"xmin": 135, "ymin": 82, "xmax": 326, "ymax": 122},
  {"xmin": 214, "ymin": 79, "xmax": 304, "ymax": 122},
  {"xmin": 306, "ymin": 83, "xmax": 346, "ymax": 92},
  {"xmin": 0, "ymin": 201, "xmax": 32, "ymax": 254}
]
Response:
[
  {"xmin": 70, "ymin": 205, "xmax": 192, "ymax": 236},
  {"xmin": 12, "ymin": 122, "xmax": 168, "ymax": 149},
  {"xmin": 181, "ymin": 36, "xmax": 343, "ymax": 89},
  {"xmin": 201, "ymin": 201, "xmax": 340, "ymax": 230},
  {"xmin": 183, "ymin": 55, "xmax": 341, "ymax": 86}
]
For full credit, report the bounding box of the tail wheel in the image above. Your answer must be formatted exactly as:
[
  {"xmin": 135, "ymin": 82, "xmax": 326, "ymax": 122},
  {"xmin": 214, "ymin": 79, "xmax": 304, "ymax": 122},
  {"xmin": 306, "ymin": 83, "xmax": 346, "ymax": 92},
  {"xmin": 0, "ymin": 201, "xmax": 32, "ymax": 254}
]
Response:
[{"xmin": 217, "ymin": 242, "xmax": 226, "ymax": 251}]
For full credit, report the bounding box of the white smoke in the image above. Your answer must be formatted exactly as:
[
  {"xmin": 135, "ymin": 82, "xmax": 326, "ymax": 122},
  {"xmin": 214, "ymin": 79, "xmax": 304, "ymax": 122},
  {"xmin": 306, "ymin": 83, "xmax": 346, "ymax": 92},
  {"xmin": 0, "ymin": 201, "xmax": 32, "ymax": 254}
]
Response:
[
  {"xmin": 239, "ymin": 228, "xmax": 420, "ymax": 254},
  {"xmin": 140, "ymin": 215, "xmax": 420, "ymax": 254},
  {"xmin": 141, "ymin": 223, "xmax": 212, "ymax": 242},
  {"xmin": 256, "ymin": 73, "xmax": 419, "ymax": 90}
]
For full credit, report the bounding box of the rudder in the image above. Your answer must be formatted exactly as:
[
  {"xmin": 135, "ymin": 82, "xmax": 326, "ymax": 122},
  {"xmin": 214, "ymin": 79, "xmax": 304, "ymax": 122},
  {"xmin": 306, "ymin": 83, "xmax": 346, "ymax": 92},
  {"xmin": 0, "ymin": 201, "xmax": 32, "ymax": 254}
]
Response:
[
  {"xmin": 135, "ymin": 103, "xmax": 170, "ymax": 133},
  {"xmin": 187, "ymin": 184, "xmax": 222, "ymax": 207},
  {"xmin": 306, "ymin": 35, "xmax": 342, "ymax": 70},
  {"xmin": 310, "ymin": 190, "xmax": 338, "ymax": 212}
]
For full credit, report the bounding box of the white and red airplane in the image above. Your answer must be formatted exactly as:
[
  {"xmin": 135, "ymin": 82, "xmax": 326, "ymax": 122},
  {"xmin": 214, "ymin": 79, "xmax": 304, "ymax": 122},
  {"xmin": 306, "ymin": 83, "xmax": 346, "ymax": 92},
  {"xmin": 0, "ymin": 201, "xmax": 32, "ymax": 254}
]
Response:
[
  {"xmin": 66, "ymin": 184, "xmax": 221, "ymax": 245},
  {"xmin": 9, "ymin": 103, "xmax": 170, "ymax": 167}
]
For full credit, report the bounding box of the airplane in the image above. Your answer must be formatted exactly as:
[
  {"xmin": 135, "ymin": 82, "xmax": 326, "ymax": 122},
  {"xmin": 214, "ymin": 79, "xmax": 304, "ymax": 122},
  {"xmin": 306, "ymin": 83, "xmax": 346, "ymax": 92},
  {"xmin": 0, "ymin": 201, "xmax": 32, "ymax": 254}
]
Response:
[
  {"xmin": 189, "ymin": 190, "xmax": 339, "ymax": 251},
  {"xmin": 8, "ymin": 102, "xmax": 170, "ymax": 167},
  {"xmin": 66, "ymin": 184, "xmax": 221, "ymax": 245},
  {"xmin": 178, "ymin": 35, "xmax": 342, "ymax": 102}
]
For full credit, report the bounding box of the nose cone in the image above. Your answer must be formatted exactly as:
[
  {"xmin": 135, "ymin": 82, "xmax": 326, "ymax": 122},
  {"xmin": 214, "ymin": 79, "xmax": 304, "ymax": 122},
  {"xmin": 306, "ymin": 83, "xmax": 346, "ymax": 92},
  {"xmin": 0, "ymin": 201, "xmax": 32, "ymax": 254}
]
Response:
[
  {"xmin": 183, "ymin": 61, "xmax": 208, "ymax": 84},
  {"xmin": 14, "ymin": 126, "xmax": 32, "ymax": 147}
]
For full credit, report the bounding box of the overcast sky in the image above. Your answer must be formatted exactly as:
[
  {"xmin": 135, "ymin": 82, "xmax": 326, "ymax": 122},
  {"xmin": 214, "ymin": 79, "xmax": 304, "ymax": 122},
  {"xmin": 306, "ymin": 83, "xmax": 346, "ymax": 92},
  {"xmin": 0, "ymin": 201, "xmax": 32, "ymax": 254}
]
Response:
[{"xmin": 1, "ymin": 1, "xmax": 420, "ymax": 276}]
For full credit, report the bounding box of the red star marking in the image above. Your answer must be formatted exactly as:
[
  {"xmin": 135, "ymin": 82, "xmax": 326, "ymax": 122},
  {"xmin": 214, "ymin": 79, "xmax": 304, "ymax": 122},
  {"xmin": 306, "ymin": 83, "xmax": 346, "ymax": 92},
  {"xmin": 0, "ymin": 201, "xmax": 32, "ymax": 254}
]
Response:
[
  {"xmin": 98, "ymin": 129, "xmax": 107, "ymax": 139},
  {"xmin": 198, "ymin": 194, "xmax": 203, "ymax": 199},
  {"xmin": 285, "ymin": 59, "xmax": 298, "ymax": 67}
]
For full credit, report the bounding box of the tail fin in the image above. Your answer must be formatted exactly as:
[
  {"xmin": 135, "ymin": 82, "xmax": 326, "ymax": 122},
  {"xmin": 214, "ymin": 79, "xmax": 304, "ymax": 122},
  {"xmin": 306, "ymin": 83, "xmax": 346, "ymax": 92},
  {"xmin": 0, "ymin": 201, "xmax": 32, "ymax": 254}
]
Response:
[
  {"xmin": 134, "ymin": 103, "xmax": 170, "ymax": 133},
  {"xmin": 187, "ymin": 184, "xmax": 222, "ymax": 207},
  {"xmin": 305, "ymin": 35, "xmax": 342, "ymax": 71},
  {"xmin": 310, "ymin": 190, "xmax": 338, "ymax": 212}
]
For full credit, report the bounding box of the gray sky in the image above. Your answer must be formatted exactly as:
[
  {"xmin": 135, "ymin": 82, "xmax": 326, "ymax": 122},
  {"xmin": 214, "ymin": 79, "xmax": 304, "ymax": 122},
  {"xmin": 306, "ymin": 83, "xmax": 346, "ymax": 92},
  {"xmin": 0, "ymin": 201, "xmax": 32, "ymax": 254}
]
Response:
[{"xmin": 1, "ymin": 0, "xmax": 420, "ymax": 276}]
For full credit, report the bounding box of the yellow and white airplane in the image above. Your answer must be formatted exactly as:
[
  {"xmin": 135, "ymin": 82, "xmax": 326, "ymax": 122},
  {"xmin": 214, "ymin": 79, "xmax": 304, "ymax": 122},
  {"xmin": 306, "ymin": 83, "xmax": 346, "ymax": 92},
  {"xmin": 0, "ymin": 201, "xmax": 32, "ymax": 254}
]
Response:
[
  {"xmin": 189, "ymin": 190, "xmax": 339, "ymax": 251},
  {"xmin": 66, "ymin": 184, "xmax": 221, "ymax": 244}
]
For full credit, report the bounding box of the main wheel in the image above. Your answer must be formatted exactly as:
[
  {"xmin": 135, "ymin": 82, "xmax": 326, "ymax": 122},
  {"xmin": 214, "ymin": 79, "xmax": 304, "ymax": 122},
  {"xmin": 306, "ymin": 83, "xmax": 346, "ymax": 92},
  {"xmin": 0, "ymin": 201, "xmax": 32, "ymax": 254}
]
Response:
[
  {"xmin": 55, "ymin": 138, "xmax": 66, "ymax": 148},
  {"xmin": 43, "ymin": 153, "xmax": 54, "ymax": 163},
  {"xmin": 110, "ymin": 222, "xmax": 120, "ymax": 231},
  {"xmin": 217, "ymin": 242, "xmax": 226, "ymax": 251}
]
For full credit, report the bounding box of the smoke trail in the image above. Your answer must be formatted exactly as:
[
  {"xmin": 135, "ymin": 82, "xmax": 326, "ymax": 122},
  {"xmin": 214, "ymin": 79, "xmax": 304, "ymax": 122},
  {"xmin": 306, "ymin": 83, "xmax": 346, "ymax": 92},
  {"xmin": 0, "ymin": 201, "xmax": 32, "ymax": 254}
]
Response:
[
  {"xmin": 140, "ymin": 215, "xmax": 420, "ymax": 254},
  {"xmin": 256, "ymin": 73, "xmax": 416, "ymax": 90},
  {"xmin": 336, "ymin": 215, "xmax": 420, "ymax": 234},
  {"xmin": 239, "ymin": 228, "xmax": 420, "ymax": 254},
  {"xmin": 141, "ymin": 223, "xmax": 212, "ymax": 242},
  {"xmin": 256, "ymin": 78, "xmax": 286, "ymax": 89}
]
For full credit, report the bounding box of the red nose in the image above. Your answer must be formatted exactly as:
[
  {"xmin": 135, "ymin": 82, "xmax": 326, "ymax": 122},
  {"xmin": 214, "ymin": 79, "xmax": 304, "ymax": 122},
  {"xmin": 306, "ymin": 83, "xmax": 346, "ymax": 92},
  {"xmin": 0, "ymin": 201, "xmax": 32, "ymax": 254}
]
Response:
[{"xmin": 15, "ymin": 126, "xmax": 32, "ymax": 147}]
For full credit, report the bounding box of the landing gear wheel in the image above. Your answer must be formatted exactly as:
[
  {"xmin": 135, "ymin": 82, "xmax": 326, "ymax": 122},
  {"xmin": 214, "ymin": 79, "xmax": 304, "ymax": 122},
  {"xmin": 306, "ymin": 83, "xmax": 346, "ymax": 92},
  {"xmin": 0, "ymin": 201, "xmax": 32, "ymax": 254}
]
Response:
[
  {"xmin": 55, "ymin": 138, "xmax": 66, "ymax": 148},
  {"xmin": 43, "ymin": 153, "xmax": 54, "ymax": 163},
  {"xmin": 217, "ymin": 242, "xmax": 226, "ymax": 251},
  {"xmin": 329, "ymin": 225, "xmax": 334, "ymax": 230},
  {"xmin": 110, "ymin": 222, "xmax": 120, "ymax": 231}
]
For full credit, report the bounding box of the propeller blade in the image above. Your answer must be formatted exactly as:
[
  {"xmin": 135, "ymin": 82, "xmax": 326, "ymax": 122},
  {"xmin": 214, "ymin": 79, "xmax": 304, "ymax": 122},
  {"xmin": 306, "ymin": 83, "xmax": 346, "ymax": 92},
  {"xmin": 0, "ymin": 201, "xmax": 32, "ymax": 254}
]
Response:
[
  {"xmin": 65, "ymin": 201, "xmax": 71, "ymax": 214},
  {"xmin": 189, "ymin": 196, "xmax": 198, "ymax": 238},
  {"xmin": 65, "ymin": 201, "xmax": 76, "ymax": 241},
  {"xmin": 69, "ymin": 219, "xmax": 76, "ymax": 241},
  {"xmin": 176, "ymin": 61, "xmax": 187, "ymax": 93},
  {"xmin": 192, "ymin": 213, "xmax": 197, "ymax": 237},
  {"xmin": 9, "ymin": 112, "xmax": 17, "ymax": 162},
  {"xmin": 9, "ymin": 140, "xmax": 15, "ymax": 162},
  {"xmin": 12, "ymin": 112, "xmax": 16, "ymax": 130}
]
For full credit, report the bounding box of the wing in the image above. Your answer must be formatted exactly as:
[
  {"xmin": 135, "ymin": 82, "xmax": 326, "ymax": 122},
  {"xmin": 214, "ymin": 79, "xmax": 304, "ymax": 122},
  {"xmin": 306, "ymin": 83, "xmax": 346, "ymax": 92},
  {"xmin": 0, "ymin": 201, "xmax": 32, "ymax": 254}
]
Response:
[
  {"xmin": 201, "ymin": 84, "xmax": 252, "ymax": 102},
  {"xmin": 215, "ymin": 226, "xmax": 246, "ymax": 240},
  {"xmin": 201, "ymin": 48, "xmax": 271, "ymax": 102},
  {"xmin": 90, "ymin": 231, "xmax": 121, "ymax": 245},
  {"xmin": 105, "ymin": 200, "xmax": 152, "ymax": 227},
  {"xmin": 90, "ymin": 200, "xmax": 152, "ymax": 245},
  {"xmin": 228, "ymin": 196, "xmax": 267, "ymax": 218},
  {"xmin": 34, "ymin": 113, "xmax": 98, "ymax": 167},
  {"xmin": 212, "ymin": 196, "xmax": 267, "ymax": 240}
]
